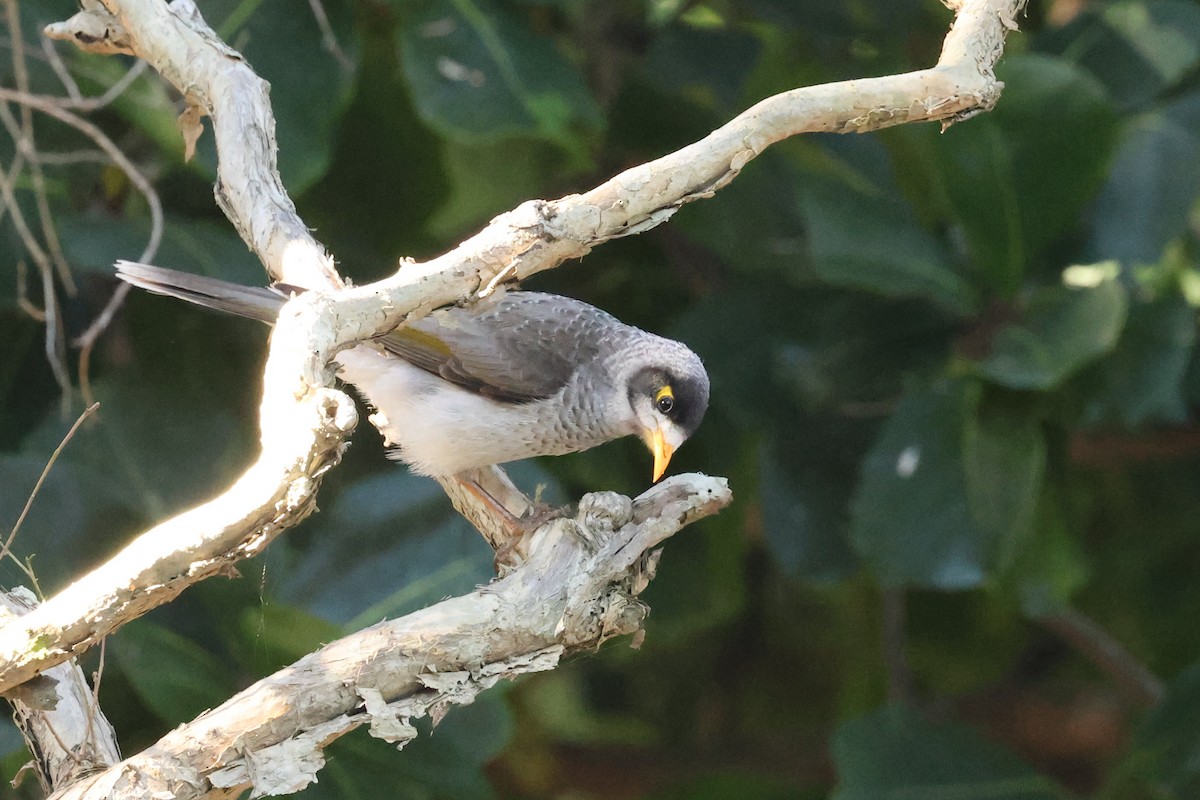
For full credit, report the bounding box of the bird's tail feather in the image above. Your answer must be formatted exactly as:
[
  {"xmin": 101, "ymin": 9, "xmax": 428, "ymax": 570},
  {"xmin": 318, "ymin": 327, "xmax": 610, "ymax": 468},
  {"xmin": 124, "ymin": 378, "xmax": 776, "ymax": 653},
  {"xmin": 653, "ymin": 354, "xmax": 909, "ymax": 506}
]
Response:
[{"xmin": 115, "ymin": 261, "xmax": 286, "ymax": 323}]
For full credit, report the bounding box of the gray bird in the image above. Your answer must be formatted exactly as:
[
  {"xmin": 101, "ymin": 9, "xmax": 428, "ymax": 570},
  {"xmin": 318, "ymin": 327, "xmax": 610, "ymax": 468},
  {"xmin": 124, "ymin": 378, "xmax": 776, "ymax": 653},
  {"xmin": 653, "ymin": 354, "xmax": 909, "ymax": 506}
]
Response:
[{"xmin": 115, "ymin": 262, "xmax": 709, "ymax": 484}]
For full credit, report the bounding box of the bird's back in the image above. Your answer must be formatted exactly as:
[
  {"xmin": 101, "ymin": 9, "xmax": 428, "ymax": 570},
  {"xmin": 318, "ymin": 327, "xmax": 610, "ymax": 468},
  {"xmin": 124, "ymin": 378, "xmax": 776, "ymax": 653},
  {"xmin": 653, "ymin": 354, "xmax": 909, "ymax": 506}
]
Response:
[{"xmin": 382, "ymin": 291, "xmax": 636, "ymax": 404}]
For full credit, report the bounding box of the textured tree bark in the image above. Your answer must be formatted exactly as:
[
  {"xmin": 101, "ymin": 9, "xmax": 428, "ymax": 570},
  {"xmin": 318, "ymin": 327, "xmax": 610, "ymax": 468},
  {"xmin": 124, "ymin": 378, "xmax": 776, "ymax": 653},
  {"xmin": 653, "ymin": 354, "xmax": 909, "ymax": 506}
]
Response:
[
  {"xmin": 0, "ymin": 589, "xmax": 120, "ymax": 794},
  {"xmin": 48, "ymin": 478, "xmax": 730, "ymax": 800}
]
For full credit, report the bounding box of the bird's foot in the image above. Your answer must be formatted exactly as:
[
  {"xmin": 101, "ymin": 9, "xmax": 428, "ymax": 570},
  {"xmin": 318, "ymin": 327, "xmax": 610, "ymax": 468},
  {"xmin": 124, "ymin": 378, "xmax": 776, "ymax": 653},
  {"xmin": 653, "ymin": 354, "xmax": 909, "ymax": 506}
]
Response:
[
  {"xmin": 491, "ymin": 503, "xmax": 567, "ymax": 572},
  {"xmin": 455, "ymin": 477, "xmax": 565, "ymax": 573}
]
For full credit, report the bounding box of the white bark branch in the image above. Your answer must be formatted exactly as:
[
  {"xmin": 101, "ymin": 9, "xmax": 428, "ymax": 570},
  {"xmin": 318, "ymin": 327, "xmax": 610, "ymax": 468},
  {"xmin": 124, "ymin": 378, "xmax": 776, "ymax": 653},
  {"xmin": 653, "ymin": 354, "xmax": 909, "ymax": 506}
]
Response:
[
  {"xmin": 1, "ymin": 589, "xmax": 120, "ymax": 795},
  {"xmin": 46, "ymin": 476, "xmax": 730, "ymax": 800},
  {"xmin": 3, "ymin": 0, "xmax": 1026, "ymax": 736},
  {"xmin": 46, "ymin": 0, "xmax": 338, "ymax": 288}
]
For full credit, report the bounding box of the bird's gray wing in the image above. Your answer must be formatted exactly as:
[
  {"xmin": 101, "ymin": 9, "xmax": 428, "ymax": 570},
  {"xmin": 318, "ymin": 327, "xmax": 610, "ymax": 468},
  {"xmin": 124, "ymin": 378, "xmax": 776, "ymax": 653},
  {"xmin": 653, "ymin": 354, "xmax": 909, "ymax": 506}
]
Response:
[{"xmin": 378, "ymin": 291, "xmax": 622, "ymax": 403}]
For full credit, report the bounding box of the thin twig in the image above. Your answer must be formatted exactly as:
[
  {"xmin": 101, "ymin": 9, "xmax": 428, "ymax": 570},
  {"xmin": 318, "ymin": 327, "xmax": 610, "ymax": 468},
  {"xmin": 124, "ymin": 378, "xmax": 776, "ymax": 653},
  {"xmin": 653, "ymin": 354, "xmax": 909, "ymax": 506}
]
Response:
[
  {"xmin": 76, "ymin": 282, "xmax": 131, "ymax": 405},
  {"xmin": 34, "ymin": 32, "xmax": 150, "ymax": 111},
  {"xmin": 84, "ymin": 636, "xmax": 107, "ymax": 760},
  {"xmin": 0, "ymin": 84, "xmax": 164, "ymax": 399},
  {"xmin": 306, "ymin": 0, "xmax": 352, "ymax": 72},
  {"xmin": 15, "ymin": 259, "xmax": 47, "ymax": 322},
  {"xmin": 0, "ymin": 402, "xmax": 100, "ymax": 572},
  {"xmin": 57, "ymin": 58, "xmax": 150, "ymax": 113},
  {"xmin": 76, "ymin": 58, "xmax": 148, "ymax": 111},
  {"xmin": 0, "ymin": 118, "xmax": 54, "ymax": 275},
  {"xmin": 41, "ymin": 35, "xmax": 85, "ymax": 103},
  {"xmin": 881, "ymin": 587, "xmax": 914, "ymax": 705},
  {"xmin": 27, "ymin": 148, "xmax": 109, "ymax": 166},
  {"xmin": 1040, "ymin": 608, "xmax": 1164, "ymax": 708},
  {"xmin": 41, "ymin": 252, "xmax": 72, "ymax": 415},
  {"xmin": 0, "ymin": 144, "xmax": 24, "ymax": 228},
  {"xmin": 2, "ymin": 0, "xmax": 76, "ymax": 295},
  {"xmin": 0, "ymin": 106, "xmax": 72, "ymax": 405},
  {"xmin": 0, "ymin": 87, "xmax": 164, "ymax": 266}
]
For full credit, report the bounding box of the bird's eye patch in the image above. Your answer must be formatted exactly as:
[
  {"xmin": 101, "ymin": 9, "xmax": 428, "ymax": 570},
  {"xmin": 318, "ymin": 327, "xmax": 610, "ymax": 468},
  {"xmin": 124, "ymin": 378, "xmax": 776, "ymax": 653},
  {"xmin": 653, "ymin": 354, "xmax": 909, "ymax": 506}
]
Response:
[{"xmin": 654, "ymin": 385, "xmax": 675, "ymax": 415}]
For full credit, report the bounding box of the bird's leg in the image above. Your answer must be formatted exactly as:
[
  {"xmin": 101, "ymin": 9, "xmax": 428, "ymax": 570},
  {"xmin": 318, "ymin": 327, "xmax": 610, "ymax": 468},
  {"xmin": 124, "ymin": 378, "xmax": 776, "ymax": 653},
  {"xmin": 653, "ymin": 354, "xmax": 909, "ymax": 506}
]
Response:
[
  {"xmin": 441, "ymin": 469, "xmax": 565, "ymax": 573},
  {"xmin": 455, "ymin": 477, "xmax": 528, "ymax": 570}
]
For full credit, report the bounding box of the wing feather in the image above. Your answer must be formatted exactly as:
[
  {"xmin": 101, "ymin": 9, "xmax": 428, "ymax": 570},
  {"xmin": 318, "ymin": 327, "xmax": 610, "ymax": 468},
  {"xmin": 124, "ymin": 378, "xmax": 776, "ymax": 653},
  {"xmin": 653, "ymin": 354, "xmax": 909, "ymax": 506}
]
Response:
[{"xmin": 376, "ymin": 292, "xmax": 624, "ymax": 403}]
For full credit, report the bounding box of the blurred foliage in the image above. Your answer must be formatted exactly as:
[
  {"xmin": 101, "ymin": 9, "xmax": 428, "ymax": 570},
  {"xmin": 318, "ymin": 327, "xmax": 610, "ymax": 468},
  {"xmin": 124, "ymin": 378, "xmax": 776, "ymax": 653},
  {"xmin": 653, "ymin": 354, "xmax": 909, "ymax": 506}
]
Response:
[{"xmin": 3, "ymin": 0, "xmax": 1200, "ymax": 798}]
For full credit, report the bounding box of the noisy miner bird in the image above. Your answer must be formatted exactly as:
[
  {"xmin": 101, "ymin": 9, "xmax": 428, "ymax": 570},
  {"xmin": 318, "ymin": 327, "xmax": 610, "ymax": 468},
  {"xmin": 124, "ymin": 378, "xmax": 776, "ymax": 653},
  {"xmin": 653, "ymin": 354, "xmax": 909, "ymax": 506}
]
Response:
[{"xmin": 115, "ymin": 262, "xmax": 710, "ymax": 489}]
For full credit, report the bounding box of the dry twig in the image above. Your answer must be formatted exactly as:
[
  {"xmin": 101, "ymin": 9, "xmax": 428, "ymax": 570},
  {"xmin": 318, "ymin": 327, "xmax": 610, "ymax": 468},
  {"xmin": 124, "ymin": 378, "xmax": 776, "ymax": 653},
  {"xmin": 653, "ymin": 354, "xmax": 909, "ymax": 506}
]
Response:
[{"xmin": 0, "ymin": 402, "xmax": 100, "ymax": 587}]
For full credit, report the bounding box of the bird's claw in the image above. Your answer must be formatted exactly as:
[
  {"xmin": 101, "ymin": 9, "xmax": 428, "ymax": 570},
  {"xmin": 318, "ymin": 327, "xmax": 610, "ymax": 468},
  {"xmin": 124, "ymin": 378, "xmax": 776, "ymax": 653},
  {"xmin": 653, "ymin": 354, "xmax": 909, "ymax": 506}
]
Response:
[{"xmin": 492, "ymin": 503, "xmax": 568, "ymax": 574}]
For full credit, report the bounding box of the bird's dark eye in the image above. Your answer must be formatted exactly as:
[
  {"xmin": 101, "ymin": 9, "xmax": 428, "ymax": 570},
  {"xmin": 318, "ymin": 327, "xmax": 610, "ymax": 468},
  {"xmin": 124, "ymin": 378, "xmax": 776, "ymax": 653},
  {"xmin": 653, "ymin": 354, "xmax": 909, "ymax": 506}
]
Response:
[{"xmin": 655, "ymin": 386, "xmax": 675, "ymax": 415}]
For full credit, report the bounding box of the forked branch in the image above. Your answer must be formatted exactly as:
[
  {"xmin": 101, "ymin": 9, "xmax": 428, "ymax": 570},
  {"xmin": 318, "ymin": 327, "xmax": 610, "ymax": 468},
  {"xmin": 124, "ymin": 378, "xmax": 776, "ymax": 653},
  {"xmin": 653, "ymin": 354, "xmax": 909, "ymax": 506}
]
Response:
[{"xmin": 2, "ymin": 2, "xmax": 1027, "ymax": 794}]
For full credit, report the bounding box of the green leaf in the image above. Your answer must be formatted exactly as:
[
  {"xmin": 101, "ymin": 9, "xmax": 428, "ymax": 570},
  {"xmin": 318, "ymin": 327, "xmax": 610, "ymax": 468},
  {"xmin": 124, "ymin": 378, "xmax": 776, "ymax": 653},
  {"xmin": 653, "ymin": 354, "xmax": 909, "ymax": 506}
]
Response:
[
  {"xmin": 191, "ymin": 0, "xmax": 358, "ymax": 193},
  {"xmin": 75, "ymin": 55, "xmax": 184, "ymax": 162},
  {"xmin": 673, "ymin": 151, "xmax": 809, "ymax": 281},
  {"xmin": 426, "ymin": 138, "xmax": 565, "ymax": 241},
  {"xmin": 800, "ymin": 170, "xmax": 978, "ymax": 315},
  {"xmin": 56, "ymin": 213, "xmax": 264, "ymax": 283},
  {"xmin": 1010, "ymin": 487, "xmax": 1088, "ymax": 618},
  {"xmin": 399, "ymin": 0, "xmax": 602, "ymax": 151},
  {"xmin": 1085, "ymin": 113, "xmax": 1200, "ymax": 266},
  {"xmin": 236, "ymin": 604, "xmax": 341, "ymax": 674},
  {"xmin": 647, "ymin": 771, "xmax": 800, "ymax": 800},
  {"xmin": 277, "ymin": 469, "xmax": 500, "ymax": 625},
  {"xmin": 297, "ymin": 11, "xmax": 450, "ymax": 269},
  {"xmin": 671, "ymin": 283, "xmax": 954, "ymax": 431},
  {"xmin": 0, "ymin": 455, "xmax": 86, "ymax": 590},
  {"xmin": 832, "ymin": 705, "xmax": 1064, "ymax": 800},
  {"xmin": 300, "ymin": 690, "xmax": 510, "ymax": 800},
  {"xmin": 644, "ymin": 24, "xmax": 762, "ymax": 111},
  {"xmin": 111, "ymin": 620, "xmax": 237, "ymax": 725},
  {"xmin": 18, "ymin": 376, "xmax": 253, "ymax": 526},
  {"xmin": 514, "ymin": 668, "xmax": 658, "ymax": 746},
  {"xmin": 978, "ymin": 273, "xmax": 1128, "ymax": 391},
  {"xmin": 1127, "ymin": 661, "xmax": 1200, "ymax": 798},
  {"xmin": 963, "ymin": 400, "xmax": 1046, "ymax": 571},
  {"xmin": 933, "ymin": 55, "xmax": 1119, "ymax": 293},
  {"xmin": 759, "ymin": 442, "xmax": 858, "ymax": 583},
  {"xmin": 1040, "ymin": 0, "xmax": 1200, "ymax": 109},
  {"xmin": 850, "ymin": 380, "xmax": 1045, "ymax": 590},
  {"xmin": 1082, "ymin": 290, "xmax": 1196, "ymax": 427}
]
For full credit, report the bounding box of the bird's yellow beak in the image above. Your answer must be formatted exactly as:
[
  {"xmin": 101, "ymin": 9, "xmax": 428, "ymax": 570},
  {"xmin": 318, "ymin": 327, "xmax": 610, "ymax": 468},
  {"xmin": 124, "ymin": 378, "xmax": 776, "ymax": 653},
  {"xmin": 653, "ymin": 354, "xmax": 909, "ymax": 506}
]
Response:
[{"xmin": 648, "ymin": 427, "xmax": 675, "ymax": 483}]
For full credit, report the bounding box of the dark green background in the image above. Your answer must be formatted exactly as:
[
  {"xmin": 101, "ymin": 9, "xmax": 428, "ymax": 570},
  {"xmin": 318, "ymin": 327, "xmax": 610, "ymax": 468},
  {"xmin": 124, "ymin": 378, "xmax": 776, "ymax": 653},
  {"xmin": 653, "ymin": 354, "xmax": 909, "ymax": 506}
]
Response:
[{"xmin": 4, "ymin": 0, "xmax": 1200, "ymax": 797}]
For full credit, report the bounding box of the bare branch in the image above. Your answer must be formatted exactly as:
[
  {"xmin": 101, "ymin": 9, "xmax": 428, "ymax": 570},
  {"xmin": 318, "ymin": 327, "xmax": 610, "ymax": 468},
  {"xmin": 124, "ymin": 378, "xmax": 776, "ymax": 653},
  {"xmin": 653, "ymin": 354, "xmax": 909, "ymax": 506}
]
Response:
[
  {"xmin": 0, "ymin": 402, "xmax": 99, "ymax": 581},
  {"xmin": 0, "ymin": 80, "xmax": 165, "ymax": 402},
  {"xmin": 48, "ymin": 0, "xmax": 338, "ymax": 288},
  {"xmin": 41, "ymin": 35, "xmax": 86, "ymax": 104},
  {"xmin": 1, "ymin": 588, "xmax": 120, "ymax": 795},
  {"xmin": 0, "ymin": 387, "xmax": 356, "ymax": 694},
  {"xmin": 47, "ymin": 476, "xmax": 730, "ymax": 800},
  {"xmin": 1040, "ymin": 608, "xmax": 1164, "ymax": 708},
  {"xmin": 0, "ymin": 87, "xmax": 164, "ymax": 266},
  {"xmin": 41, "ymin": 47, "xmax": 150, "ymax": 113},
  {"xmin": 306, "ymin": 0, "xmax": 352, "ymax": 73},
  {"xmin": 0, "ymin": 113, "xmax": 70, "ymax": 404},
  {"xmin": 2, "ymin": 0, "xmax": 75, "ymax": 295},
  {"xmin": 0, "ymin": 0, "xmax": 1026, "ymax": 700}
]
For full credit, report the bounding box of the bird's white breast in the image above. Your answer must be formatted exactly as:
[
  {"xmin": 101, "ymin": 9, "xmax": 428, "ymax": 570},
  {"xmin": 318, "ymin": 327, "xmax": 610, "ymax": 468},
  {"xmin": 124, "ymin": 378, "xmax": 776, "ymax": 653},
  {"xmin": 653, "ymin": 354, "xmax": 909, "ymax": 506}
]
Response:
[{"xmin": 334, "ymin": 346, "xmax": 595, "ymax": 477}]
